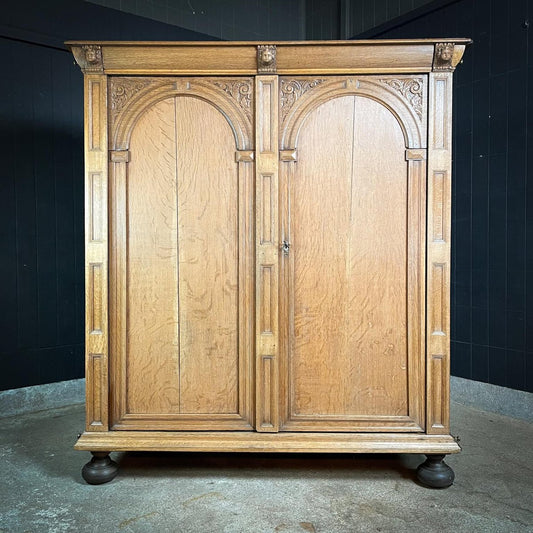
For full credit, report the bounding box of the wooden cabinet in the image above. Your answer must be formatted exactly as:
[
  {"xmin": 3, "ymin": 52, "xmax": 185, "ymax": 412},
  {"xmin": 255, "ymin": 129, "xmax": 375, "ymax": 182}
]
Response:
[{"xmin": 68, "ymin": 39, "xmax": 470, "ymax": 487}]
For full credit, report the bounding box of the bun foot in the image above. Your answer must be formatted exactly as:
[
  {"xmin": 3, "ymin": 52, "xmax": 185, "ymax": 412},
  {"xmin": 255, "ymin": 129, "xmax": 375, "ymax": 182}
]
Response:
[
  {"xmin": 82, "ymin": 452, "xmax": 119, "ymax": 485},
  {"xmin": 416, "ymin": 454, "xmax": 455, "ymax": 488}
]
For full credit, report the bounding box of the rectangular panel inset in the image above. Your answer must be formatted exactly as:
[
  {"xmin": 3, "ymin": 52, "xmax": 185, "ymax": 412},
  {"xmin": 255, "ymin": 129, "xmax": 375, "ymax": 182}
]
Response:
[
  {"xmin": 261, "ymin": 174, "xmax": 274, "ymax": 244},
  {"xmin": 89, "ymin": 172, "xmax": 103, "ymax": 242},
  {"xmin": 280, "ymin": 149, "xmax": 297, "ymax": 162},
  {"xmin": 89, "ymin": 263, "xmax": 103, "ymax": 334},
  {"xmin": 235, "ymin": 150, "xmax": 254, "ymax": 162},
  {"xmin": 433, "ymin": 78, "xmax": 447, "ymax": 149},
  {"xmin": 89, "ymin": 81, "xmax": 101, "ymax": 151},
  {"xmin": 430, "ymin": 355, "xmax": 444, "ymax": 428},
  {"xmin": 261, "ymin": 265, "xmax": 274, "ymax": 334},
  {"xmin": 261, "ymin": 356, "xmax": 275, "ymax": 427},
  {"xmin": 431, "ymin": 263, "xmax": 446, "ymax": 336},
  {"xmin": 88, "ymin": 353, "xmax": 103, "ymax": 426},
  {"xmin": 261, "ymin": 82, "xmax": 272, "ymax": 152},
  {"xmin": 110, "ymin": 150, "xmax": 130, "ymax": 163},
  {"xmin": 432, "ymin": 171, "xmax": 447, "ymax": 242},
  {"xmin": 405, "ymin": 149, "xmax": 426, "ymax": 161}
]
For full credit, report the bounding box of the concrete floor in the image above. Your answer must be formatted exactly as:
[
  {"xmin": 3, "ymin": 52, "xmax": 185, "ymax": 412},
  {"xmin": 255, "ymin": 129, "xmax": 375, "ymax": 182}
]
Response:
[{"xmin": 0, "ymin": 403, "xmax": 532, "ymax": 533}]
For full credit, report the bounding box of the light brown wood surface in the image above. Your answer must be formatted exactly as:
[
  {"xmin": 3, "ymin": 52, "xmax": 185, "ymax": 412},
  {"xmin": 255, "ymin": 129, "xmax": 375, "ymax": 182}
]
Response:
[
  {"xmin": 75, "ymin": 430, "xmax": 460, "ymax": 454},
  {"xmin": 280, "ymin": 93, "xmax": 420, "ymax": 431},
  {"xmin": 73, "ymin": 40, "xmax": 469, "ymax": 455},
  {"xmin": 67, "ymin": 40, "xmax": 471, "ymax": 76},
  {"xmin": 111, "ymin": 93, "xmax": 253, "ymax": 430}
]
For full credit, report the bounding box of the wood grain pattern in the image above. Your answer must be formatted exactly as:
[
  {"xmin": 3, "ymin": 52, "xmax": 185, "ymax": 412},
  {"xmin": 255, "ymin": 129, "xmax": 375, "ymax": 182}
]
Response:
[
  {"xmin": 84, "ymin": 73, "xmax": 108, "ymax": 431},
  {"xmin": 281, "ymin": 90, "xmax": 424, "ymax": 431},
  {"xmin": 109, "ymin": 87, "xmax": 253, "ymax": 430},
  {"xmin": 75, "ymin": 430, "xmax": 461, "ymax": 454},
  {"xmin": 73, "ymin": 41, "xmax": 467, "ymax": 458},
  {"xmin": 67, "ymin": 40, "xmax": 470, "ymax": 76},
  {"xmin": 406, "ymin": 158, "xmax": 426, "ymax": 428},
  {"xmin": 88, "ymin": 263, "xmax": 103, "ymax": 334},
  {"xmin": 87, "ymin": 353, "xmax": 104, "ymax": 426},
  {"xmin": 88, "ymin": 172, "xmax": 103, "ymax": 242},
  {"xmin": 432, "ymin": 171, "xmax": 447, "ymax": 242},
  {"xmin": 426, "ymin": 72, "xmax": 453, "ymax": 434},
  {"xmin": 255, "ymin": 75, "xmax": 280, "ymax": 432},
  {"xmin": 430, "ymin": 355, "xmax": 445, "ymax": 429},
  {"xmin": 280, "ymin": 76, "xmax": 426, "ymax": 151},
  {"xmin": 88, "ymin": 80, "xmax": 101, "ymax": 150},
  {"xmin": 126, "ymin": 98, "xmax": 180, "ymax": 414},
  {"xmin": 176, "ymin": 97, "xmax": 239, "ymax": 415}
]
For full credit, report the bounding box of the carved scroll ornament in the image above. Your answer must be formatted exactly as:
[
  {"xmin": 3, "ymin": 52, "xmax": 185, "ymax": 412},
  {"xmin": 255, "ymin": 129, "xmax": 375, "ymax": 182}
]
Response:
[
  {"xmin": 110, "ymin": 78, "xmax": 153, "ymax": 122},
  {"xmin": 212, "ymin": 79, "xmax": 253, "ymax": 124},
  {"xmin": 379, "ymin": 78, "xmax": 424, "ymax": 120},
  {"xmin": 280, "ymin": 79, "xmax": 326, "ymax": 122}
]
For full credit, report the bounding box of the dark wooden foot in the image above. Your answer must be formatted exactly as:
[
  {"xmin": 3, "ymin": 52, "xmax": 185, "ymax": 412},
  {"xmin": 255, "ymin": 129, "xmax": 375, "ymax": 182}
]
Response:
[
  {"xmin": 416, "ymin": 454, "xmax": 455, "ymax": 488},
  {"xmin": 82, "ymin": 452, "xmax": 119, "ymax": 485}
]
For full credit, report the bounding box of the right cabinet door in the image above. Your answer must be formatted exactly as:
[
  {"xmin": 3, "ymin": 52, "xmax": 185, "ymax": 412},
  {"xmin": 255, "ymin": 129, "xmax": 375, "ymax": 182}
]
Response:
[{"xmin": 279, "ymin": 77, "xmax": 427, "ymax": 432}]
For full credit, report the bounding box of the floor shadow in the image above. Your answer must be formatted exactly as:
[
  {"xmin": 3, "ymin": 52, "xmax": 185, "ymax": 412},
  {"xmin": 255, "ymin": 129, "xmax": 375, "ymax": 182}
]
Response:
[{"xmin": 114, "ymin": 450, "xmax": 421, "ymax": 483}]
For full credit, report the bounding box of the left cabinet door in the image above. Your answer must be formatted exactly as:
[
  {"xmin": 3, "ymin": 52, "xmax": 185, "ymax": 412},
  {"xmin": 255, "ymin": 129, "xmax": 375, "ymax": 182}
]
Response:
[{"xmin": 108, "ymin": 78, "xmax": 255, "ymax": 430}]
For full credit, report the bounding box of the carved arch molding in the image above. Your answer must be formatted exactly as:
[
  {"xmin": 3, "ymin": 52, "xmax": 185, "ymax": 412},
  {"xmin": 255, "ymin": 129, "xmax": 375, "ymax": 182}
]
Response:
[
  {"xmin": 110, "ymin": 75, "xmax": 426, "ymax": 152},
  {"xmin": 279, "ymin": 76, "xmax": 427, "ymax": 150},
  {"xmin": 110, "ymin": 77, "xmax": 254, "ymax": 151}
]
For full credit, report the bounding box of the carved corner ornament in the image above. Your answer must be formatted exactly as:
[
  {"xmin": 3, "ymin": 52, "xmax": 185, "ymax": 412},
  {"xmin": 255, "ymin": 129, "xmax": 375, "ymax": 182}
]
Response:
[
  {"xmin": 433, "ymin": 42, "xmax": 455, "ymax": 71},
  {"xmin": 110, "ymin": 78, "xmax": 152, "ymax": 122},
  {"xmin": 257, "ymin": 45, "xmax": 277, "ymax": 74},
  {"xmin": 72, "ymin": 45, "xmax": 104, "ymax": 73},
  {"xmin": 379, "ymin": 78, "xmax": 424, "ymax": 121},
  {"xmin": 212, "ymin": 79, "xmax": 253, "ymax": 124},
  {"xmin": 280, "ymin": 78, "xmax": 326, "ymax": 122}
]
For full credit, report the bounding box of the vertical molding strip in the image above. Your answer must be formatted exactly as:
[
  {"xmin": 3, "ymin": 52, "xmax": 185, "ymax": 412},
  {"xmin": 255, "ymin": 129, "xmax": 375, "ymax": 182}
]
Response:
[
  {"xmin": 255, "ymin": 75, "xmax": 280, "ymax": 432},
  {"xmin": 109, "ymin": 150, "xmax": 129, "ymax": 426},
  {"xmin": 85, "ymin": 74, "xmax": 109, "ymax": 431},
  {"xmin": 237, "ymin": 157, "xmax": 255, "ymax": 425},
  {"xmin": 426, "ymin": 72, "xmax": 453, "ymax": 434},
  {"xmin": 406, "ymin": 155, "xmax": 426, "ymax": 429}
]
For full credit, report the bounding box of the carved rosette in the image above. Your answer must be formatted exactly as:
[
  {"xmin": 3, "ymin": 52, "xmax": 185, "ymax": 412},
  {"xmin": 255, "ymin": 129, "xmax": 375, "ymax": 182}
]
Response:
[
  {"xmin": 257, "ymin": 45, "xmax": 277, "ymax": 74},
  {"xmin": 110, "ymin": 78, "xmax": 153, "ymax": 122},
  {"xmin": 379, "ymin": 78, "xmax": 424, "ymax": 121},
  {"xmin": 433, "ymin": 43, "xmax": 455, "ymax": 71},
  {"xmin": 280, "ymin": 79, "xmax": 326, "ymax": 123},
  {"xmin": 212, "ymin": 79, "xmax": 253, "ymax": 125}
]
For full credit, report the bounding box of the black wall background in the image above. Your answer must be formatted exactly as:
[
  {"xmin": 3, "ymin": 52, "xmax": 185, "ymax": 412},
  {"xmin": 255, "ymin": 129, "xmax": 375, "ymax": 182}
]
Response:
[
  {"xmin": 0, "ymin": 0, "xmax": 214, "ymax": 390},
  {"xmin": 356, "ymin": 0, "xmax": 532, "ymax": 393}
]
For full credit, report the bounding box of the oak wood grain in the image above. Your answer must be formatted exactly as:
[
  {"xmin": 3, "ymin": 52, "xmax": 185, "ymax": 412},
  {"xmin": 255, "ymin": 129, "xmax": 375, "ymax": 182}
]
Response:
[
  {"xmin": 84, "ymin": 74, "xmax": 109, "ymax": 431},
  {"xmin": 73, "ymin": 40, "xmax": 467, "ymax": 463},
  {"xmin": 127, "ymin": 98, "xmax": 180, "ymax": 414},
  {"xmin": 115, "ymin": 93, "xmax": 253, "ymax": 429},
  {"xmin": 282, "ymin": 94, "xmax": 415, "ymax": 429},
  {"xmin": 175, "ymin": 97, "xmax": 239, "ymax": 415},
  {"xmin": 75, "ymin": 430, "xmax": 461, "ymax": 454}
]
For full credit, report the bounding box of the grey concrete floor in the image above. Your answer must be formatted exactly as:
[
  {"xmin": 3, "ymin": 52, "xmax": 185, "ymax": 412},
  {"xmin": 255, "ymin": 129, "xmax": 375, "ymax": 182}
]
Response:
[{"xmin": 0, "ymin": 402, "xmax": 532, "ymax": 533}]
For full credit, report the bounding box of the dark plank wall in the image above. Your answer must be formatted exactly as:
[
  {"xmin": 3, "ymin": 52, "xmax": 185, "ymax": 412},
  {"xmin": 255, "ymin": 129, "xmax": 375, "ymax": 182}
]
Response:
[
  {"xmin": 0, "ymin": 0, "xmax": 213, "ymax": 390},
  {"xmin": 356, "ymin": 0, "xmax": 532, "ymax": 393}
]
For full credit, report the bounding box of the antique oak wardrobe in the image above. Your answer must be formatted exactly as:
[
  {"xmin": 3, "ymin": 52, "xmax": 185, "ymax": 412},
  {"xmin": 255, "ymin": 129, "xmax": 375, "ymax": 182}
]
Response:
[{"xmin": 67, "ymin": 39, "xmax": 470, "ymax": 487}]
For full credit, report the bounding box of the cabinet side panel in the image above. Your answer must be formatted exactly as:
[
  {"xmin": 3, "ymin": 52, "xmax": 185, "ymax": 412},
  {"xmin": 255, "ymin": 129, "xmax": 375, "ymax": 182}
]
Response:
[
  {"xmin": 126, "ymin": 98, "xmax": 180, "ymax": 413},
  {"xmin": 84, "ymin": 74, "xmax": 109, "ymax": 431},
  {"xmin": 426, "ymin": 72, "xmax": 453, "ymax": 434},
  {"xmin": 176, "ymin": 97, "xmax": 240, "ymax": 415}
]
